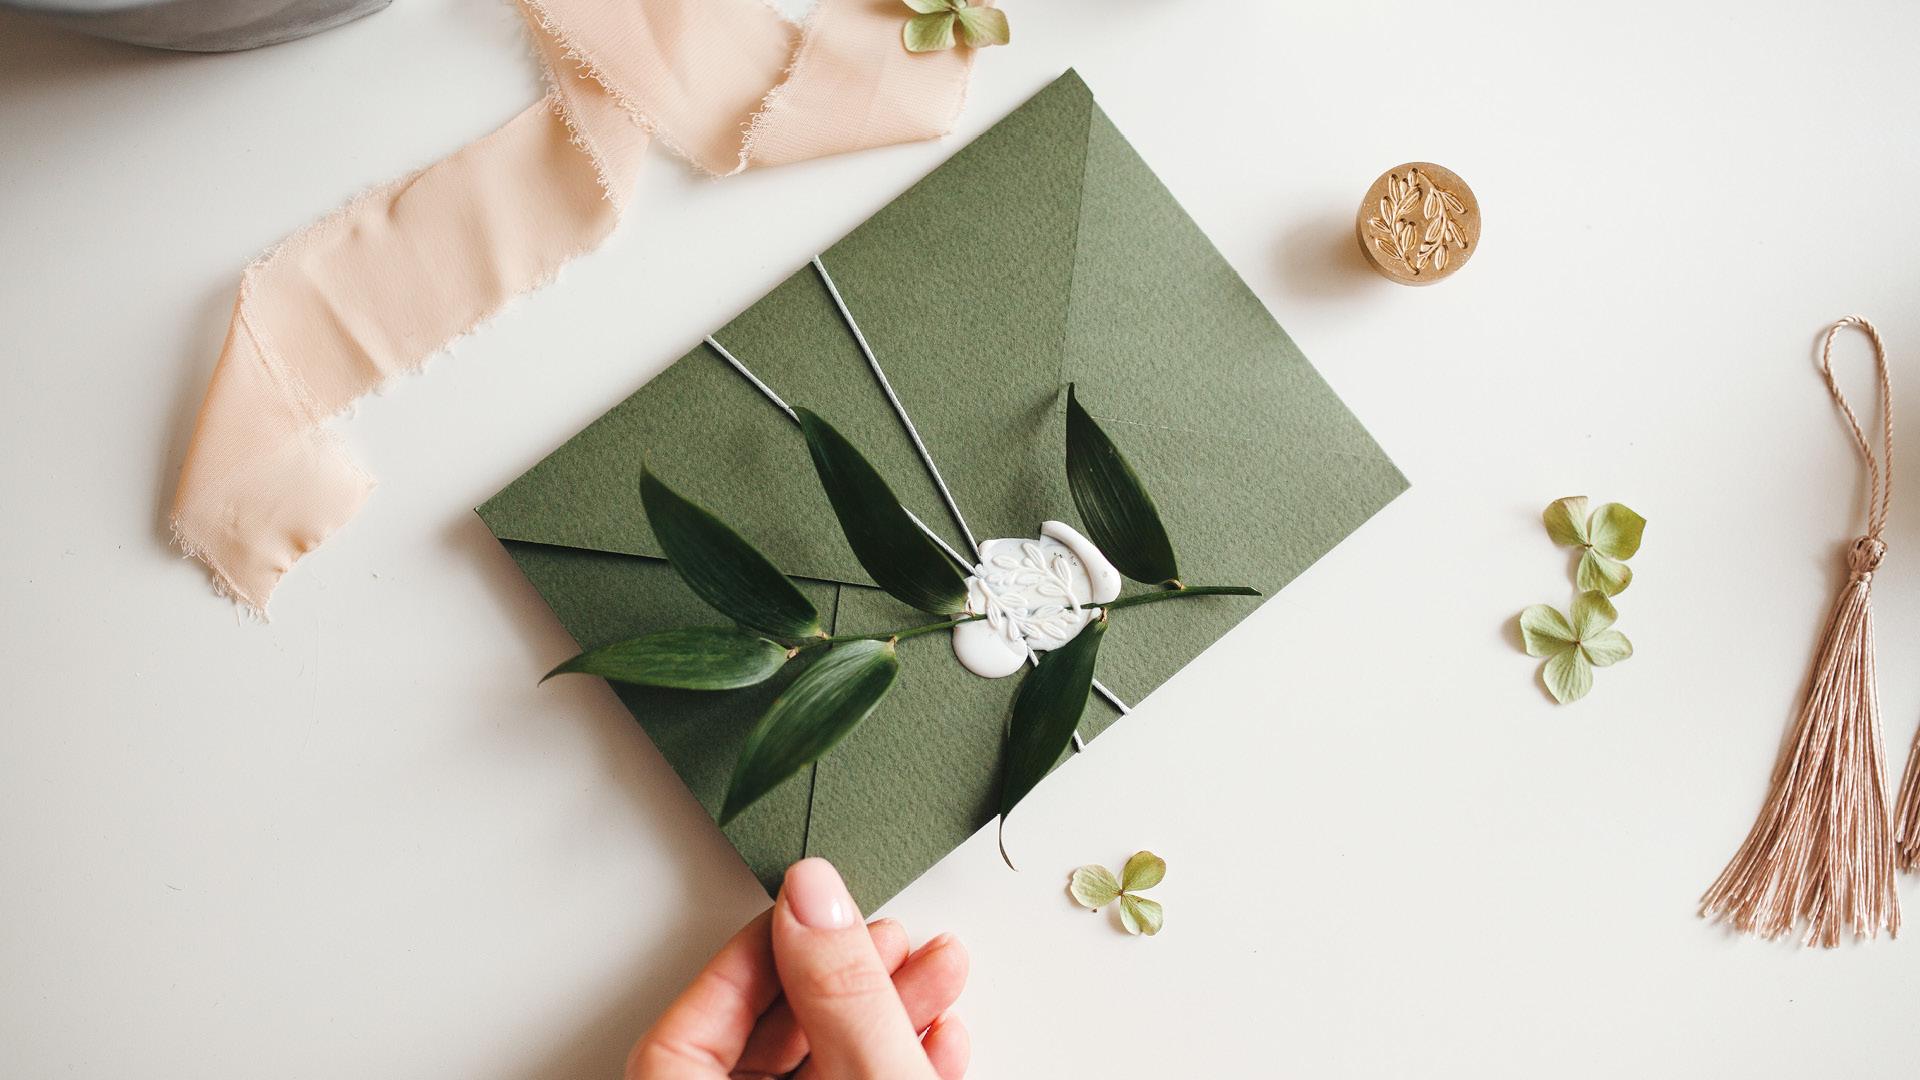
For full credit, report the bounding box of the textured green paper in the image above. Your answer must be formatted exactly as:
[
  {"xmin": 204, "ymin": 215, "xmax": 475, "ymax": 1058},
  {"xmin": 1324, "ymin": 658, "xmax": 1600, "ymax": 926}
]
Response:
[{"xmin": 478, "ymin": 71, "xmax": 1408, "ymax": 911}]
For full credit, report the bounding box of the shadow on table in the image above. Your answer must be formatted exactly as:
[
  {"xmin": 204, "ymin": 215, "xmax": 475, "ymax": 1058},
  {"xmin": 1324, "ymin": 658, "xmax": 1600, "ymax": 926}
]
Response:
[
  {"xmin": 0, "ymin": 11, "xmax": 197, "ymax": 105},
  {"xmin": 1275, "ymin": 207, "xmax": 1380, "ymax": 300}
]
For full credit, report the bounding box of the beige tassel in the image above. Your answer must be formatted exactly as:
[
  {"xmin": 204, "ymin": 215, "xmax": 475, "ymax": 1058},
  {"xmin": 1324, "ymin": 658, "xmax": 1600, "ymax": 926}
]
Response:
[{"xmin": 1700, "ymin": 317, "xmax": 1898, "ymax": 946}]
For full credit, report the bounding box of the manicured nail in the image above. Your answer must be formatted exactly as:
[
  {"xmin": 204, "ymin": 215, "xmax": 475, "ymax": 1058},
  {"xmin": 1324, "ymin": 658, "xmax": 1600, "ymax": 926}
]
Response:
[{"xmin": 784, "ymin": 857, "xmax": 856, "ymax": 929}]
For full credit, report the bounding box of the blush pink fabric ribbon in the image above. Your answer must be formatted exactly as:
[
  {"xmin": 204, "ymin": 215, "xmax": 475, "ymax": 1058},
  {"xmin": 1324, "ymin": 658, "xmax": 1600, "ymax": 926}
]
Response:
[{"xmin": 171, "ymin": 0, "xmax": 982, "ymax": 612}]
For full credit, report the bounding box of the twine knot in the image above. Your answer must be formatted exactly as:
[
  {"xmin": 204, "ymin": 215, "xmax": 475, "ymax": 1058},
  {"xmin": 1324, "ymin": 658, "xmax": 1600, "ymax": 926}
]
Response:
[{"xmin": 1849, "ymin": 535, "xmax": 1888, "ymax": 578}]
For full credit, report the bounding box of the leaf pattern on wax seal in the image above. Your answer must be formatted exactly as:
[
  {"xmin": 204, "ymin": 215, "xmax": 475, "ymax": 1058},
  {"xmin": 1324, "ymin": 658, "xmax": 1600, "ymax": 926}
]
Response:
[{"xmin": 1368, "ymin": 166, "xmax": 1469, "ymax": 276}]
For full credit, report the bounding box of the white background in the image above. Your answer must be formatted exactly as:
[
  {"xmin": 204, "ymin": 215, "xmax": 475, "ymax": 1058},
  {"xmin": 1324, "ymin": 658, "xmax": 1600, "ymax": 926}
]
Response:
[{"xmin": 6, "ymin": 1, "xmax": 1920, "ymax": 1076}]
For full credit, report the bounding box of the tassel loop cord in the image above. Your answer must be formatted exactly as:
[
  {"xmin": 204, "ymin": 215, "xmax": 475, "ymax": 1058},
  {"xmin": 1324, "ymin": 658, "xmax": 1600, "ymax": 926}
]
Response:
[
  {"xmin": 1820, "ymin": 315, "xmax": 1893, "ymax": 543},
  {"xmin": 1701, "ymin": 316, "xmax": 1901, "ymax": 945}
]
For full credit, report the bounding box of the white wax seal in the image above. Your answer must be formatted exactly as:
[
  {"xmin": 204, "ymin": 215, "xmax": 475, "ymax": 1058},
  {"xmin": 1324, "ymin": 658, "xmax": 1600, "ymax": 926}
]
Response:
[{"xmin": 952, "ymin": 521, "xmax": 1122, "ymax": 678}]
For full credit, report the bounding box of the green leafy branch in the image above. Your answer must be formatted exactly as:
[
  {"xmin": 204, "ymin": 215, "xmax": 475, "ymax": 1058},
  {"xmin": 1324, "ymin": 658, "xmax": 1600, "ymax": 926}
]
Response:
[{"xmin": 546, "ymin": 386, "xmax": 1257, "ymax": 861}]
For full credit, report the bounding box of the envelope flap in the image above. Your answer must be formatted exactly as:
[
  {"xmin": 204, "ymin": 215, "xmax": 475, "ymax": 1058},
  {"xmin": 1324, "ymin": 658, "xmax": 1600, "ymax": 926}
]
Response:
[
  {"xmin": 475, "ymin": 281, "xmax": 903, "ymax": 590},
  {"xmin": 801, "ymin": 72, "xmax": 1098, "ymax": 547},
  {"xmin": 1050, "ymin": 85, "xmax": 1409, "ymax": 700},
  {"xmin": 478, "ymin": 72, "xmax": 1105, "ymax": 586}
]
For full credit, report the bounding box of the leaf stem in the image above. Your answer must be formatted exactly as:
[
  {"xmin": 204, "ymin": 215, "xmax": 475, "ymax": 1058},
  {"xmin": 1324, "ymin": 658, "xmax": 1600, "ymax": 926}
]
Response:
[
  {"xmin": 799, "ymin": 613, "xmax": 985, "ymax": 649},
  {"xmin": 1096, "ymin": 584, "xmax": 1260, "ymax": 612},
  {"xmin": 790, "ymin": 584, "xmax": 1258, "ymax": 651}
]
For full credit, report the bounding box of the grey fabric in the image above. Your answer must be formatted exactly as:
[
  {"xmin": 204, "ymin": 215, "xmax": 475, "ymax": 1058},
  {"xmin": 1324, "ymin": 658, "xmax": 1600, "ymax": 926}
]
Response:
[{"xmin": 0, "ymin": 0, "xmax": 390, "ymax": 52}]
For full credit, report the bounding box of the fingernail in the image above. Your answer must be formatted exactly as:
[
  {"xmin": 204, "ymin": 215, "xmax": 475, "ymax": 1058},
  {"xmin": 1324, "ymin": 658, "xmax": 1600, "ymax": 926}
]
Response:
[{"xmin": 784, "ymin": 857, "xmax": 856, "ymax": 929}]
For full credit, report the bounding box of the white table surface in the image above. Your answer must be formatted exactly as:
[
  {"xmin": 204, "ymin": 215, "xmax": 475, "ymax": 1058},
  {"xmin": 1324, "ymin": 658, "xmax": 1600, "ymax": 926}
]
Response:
[{"xmin": 7, "ymin": 1, "xmax": 1920, "ymax": 1076}]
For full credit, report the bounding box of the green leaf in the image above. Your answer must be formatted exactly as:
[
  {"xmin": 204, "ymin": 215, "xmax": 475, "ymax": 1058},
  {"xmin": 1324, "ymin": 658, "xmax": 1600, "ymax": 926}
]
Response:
[
  {"xmin": 796, "ymin": 409, "xmax": 969, "ymax": 614},
  {"xmin": 902, "ymin": 0, "xmax": 953, "ymax": 12},
  {"xmin": 1065, "ymin": 386, "xmax": 1180, "ymax": 585},
  {"xmin": 902, "ymin": 11, "xmax": 956, "ymax": 51},
  {"xmin": 1571, "ymin": 590, "xmax": 1617, "ymax": 640},
  {"xmin": 1576, "ymin": 549, "xmax": 1633, "ymax": 596},
  {"xmin": 1119, "ymin": 894, "xmax": 1164, "ymax": 936},
  {"xmin": 642, "ymin": 466, "xmax": 822, "ymax": 640},
  {"xmin": 544, "ymin": 628, "xmax": 789, "ymax": 690},
  {"xmin": 998, "ymin": 619, "xmax": 1108, "ymax": 859},
  {"xmin": 1068, "ymin": 864, "xmax": 1122, "ymax": 909},
  {"xmin": 1121, "ymin": 850, "xmax": 1166, "ymax": 892},
  {"xmin": 1543, "ymin": 648, "xmax": 1593, "ymax": 704},
  {"xmin": 1518, "ymin": 604, "xmax": 1576, "ymax": 657},
  {"xmin": 1588, "ymin": 503, "xmax": 1646, "ymax": 561},
  {"xmin": 720, "ymin": 640, "xmax": 900, "ymax": 824},
  {"xmin": 1581, "ymin": 629, "xmax": 1634, "ymax": 668},
  {"xmin": 954, "ymin": 5, "xmax": 1010, "ymax": 47},
  {"xmin": 1542, "ymin": 496, "xmax": 1590, "ymax": 547}
]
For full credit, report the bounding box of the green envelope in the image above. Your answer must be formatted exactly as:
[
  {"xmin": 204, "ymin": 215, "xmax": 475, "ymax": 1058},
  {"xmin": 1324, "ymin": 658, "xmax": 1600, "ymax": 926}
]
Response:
[{"xmin": 478, "ymin": 71, "xmax": 1407, "ymax": 911}]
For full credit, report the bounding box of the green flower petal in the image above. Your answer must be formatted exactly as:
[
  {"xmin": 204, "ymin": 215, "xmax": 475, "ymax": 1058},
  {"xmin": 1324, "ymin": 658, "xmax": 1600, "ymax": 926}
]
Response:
[
  {"xmin": 903, "ymin": 0, "xmax": 953, "ymax": 12},
  {"xmin": 1588, "ymin": 503, "xmax": 1646, "ymax": 560},
  {"xmin": 1121, "ymin": 850, "xmax": 1166, "ymax": 892},
  {"xmin": 1519, "ymin": 604, "xmax": 1577, "ymax": 657},
  {"xmin": 1119, "ymin": 894, "xmax": 1165, "ymax": 936},
  {"xmin": 1068, "ymin": 864, "xmax": 1122, "ymax": 909},
  {"xmin": 1542, "ymin": 496, "xmax": 1591, "ymax": 547},
  {"xmin": 1581, "ymin": 629, "xmax": 1633, "ymax": 668},
  {"xmin": 1570, "ymin": 590, "xmax": 1617, "ymax": 639},
  {"xmin": 1576, "ymin": 548, "xmax": 1633, "ymax": 596},
  {"xmin": 903, "ymin": 11, "xmax": 956, "ymax": 51},
  {"xmin": 1543, "ymin": 647, "xmax": 1593, "ymax": 704},
  {"xmin": 954, "ymin": 4, "xmax": 1010, "ymax": 47}
]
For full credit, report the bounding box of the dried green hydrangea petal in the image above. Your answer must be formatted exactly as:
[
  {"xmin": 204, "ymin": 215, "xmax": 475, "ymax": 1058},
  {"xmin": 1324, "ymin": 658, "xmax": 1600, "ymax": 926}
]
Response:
[
  {"xmin": 1588, "ymin": 503, "xmax": 1646, "ymax": 560},
  {"xmin": 1068, "ymin": 864, "xmax": 1122, "ymax": 909},
  {"xmin": 1577, "ymin": 548, "xmax": 1633, "ymax": 596},
  {"xmin": 1581, "ymin": 629, "xmax": 1633, "ymax": 668},
  {"xmin": 1570, "ymin": 590, "xmax": 1617, "ymax": 639},
  {"xmin": 954, "ymin": 4, "xmax": 1010, "ymax": 47},
  {"xmin": 1119, "ymin": 894, "xmax": 1164, "ymax": 936},
  {"xmin": 1121, "ymin": 850, "xmax": 1166, "ymax": 892},
  {"xmin": 1543, "ymin": 648, "xmax": 1594, "ymax": 704},
  {"xmin": 1542, "ymin": 496, "xmax": 1591, "ymax": 547},
  {"xmin": 1519, "ymin": 604, "xmax": 1577, "ymax": 657},
  {"xmin": 903, "ymin": 11, "xmax": 956, "ymax": 51}
]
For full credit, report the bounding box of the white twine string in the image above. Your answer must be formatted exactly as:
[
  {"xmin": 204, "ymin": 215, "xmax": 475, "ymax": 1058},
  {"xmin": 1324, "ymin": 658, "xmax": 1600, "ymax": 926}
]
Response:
[
  {"xmin": 704, "ymin": 335, "xmax": 797, "ymax": 423},
  {"xmin": 811, "ymin": 256, "xmax": 982, "ymax": 557},
  {"xmin": 705, "ymin": 334, "xmax": 972, "ymax": 574}
]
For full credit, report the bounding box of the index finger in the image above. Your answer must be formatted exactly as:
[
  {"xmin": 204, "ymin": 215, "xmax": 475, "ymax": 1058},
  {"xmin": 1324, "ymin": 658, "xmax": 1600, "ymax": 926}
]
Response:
[{"xmin": 626, "ymin": 909, "xmax": 781, "ymax": 1079}]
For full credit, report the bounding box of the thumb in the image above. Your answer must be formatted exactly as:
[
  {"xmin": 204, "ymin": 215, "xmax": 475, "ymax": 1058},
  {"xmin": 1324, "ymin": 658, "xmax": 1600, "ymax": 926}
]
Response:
[{"xmin": 771, "ymin": 859, "xmax": 935, "ymax": 1079}]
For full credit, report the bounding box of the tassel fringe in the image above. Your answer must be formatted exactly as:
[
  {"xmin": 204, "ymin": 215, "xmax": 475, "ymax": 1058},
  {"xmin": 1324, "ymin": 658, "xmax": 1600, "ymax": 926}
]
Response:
[
  {"xmin": 1701, "ymin": 537, "xmax": 1899, "ymax": 946},
  {"xmin": 1896, "ymin": 722, "xmax": 1920, "ymax": 871}
]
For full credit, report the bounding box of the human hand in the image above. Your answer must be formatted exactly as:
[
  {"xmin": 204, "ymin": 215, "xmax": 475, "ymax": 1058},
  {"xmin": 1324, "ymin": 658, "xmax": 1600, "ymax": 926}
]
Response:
[{"xmin": 627, "ymin": 858, "xmax": 970, "ymax": 1079}]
